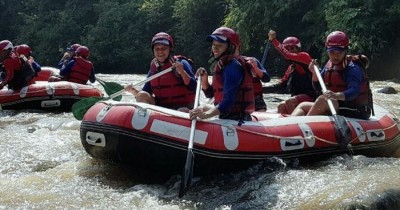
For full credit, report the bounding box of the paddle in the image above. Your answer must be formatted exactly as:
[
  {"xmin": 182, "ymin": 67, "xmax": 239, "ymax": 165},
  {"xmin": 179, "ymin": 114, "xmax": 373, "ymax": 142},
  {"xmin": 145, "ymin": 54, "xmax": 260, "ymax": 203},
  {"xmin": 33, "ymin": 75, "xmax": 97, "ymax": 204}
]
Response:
[
  {"xmin": 179, "ymin": 74, "xmax": 202, "ymax": 198},
  {"xmin": 260, "ymin": 40, "xmax": 271, "ymax": 66},
  {"xmin": 96, "ymin": 77, "xmax": 124, "ymax": 101},
  {"xmin": 71, "ymin": 67, "xmax": 174, "ymax": 120},
  {"xmin": 313, "ymin": 65, "xmax": 351, "ymax": 148}
]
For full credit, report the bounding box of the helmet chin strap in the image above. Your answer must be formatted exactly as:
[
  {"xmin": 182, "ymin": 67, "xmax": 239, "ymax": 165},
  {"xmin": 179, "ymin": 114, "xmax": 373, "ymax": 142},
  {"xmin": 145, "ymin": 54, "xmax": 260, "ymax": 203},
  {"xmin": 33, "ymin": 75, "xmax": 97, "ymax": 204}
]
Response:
[
  {"xmin": 210, "ymin": 43, "xmax": 236, "ymax": 61},
  {"xmin": 155, "ymin": 55, "xmax": 174, "ymax": 69}
]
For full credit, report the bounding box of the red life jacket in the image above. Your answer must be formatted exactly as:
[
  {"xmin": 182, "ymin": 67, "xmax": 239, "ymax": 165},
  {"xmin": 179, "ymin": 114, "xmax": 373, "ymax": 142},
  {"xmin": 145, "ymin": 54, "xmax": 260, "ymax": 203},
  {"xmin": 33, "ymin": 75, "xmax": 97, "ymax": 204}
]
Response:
[
  {"xmin": 67, "ymin": 57, "xmax": 93, "ymax": 84},
  {"xmin": 2, "ymin": 53, "xmax": 30, "ymax": 90},
  {"xmin": 149, "ymin": 57, "xmax": 195, "ymax": 109},
  {"xmin": 324, "ymin": 58, "xmax": 370, "ymax": 107},
  {"xmin": 2, "ymin": 53, "xmax": 21, "ymax": 81},
  {"xmin": 18, "ymin": 58, "xmax": 36, "ymax": 85},
  {"xmin": 212, "ymin": 55, "xmax": 255, "ymax": 115},
  {"xmin": 241, "ymin": 56, "xmax": 263, "ymax": 97}
]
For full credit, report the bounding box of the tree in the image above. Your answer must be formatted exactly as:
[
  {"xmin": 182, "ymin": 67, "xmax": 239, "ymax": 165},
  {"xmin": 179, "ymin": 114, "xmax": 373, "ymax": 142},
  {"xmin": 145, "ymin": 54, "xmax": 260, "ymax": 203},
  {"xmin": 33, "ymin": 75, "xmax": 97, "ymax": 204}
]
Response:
[{"xmin": 172, "ymin": 0, "xmax": 228, "ymax": 69}]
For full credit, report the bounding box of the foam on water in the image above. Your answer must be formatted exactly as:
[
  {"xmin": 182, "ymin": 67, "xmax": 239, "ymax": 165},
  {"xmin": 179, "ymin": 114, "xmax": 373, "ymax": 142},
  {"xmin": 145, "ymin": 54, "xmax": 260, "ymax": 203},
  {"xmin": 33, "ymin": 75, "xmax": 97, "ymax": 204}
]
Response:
[{"xmin": 0, "ymin": 75, "xmax": 399, "ymax": 209}]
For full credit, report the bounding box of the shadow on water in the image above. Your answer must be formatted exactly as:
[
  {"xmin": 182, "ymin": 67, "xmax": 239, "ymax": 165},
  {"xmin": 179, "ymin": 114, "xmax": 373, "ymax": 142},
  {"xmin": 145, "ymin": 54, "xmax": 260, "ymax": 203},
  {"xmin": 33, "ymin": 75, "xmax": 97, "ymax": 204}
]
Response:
[
  {"xmin": 174, "ymin": 157, "xmax": 299, "ymax": 210},
  {"xmin": 73, "ymin": 155, "xmax": 295, "ymax": 208},
  {"xmin": 345, "ymin": 189, "xmax": 400, "ymax": 210},
  {"xmin": 76, "ymin": 158, "xmax": 138, "ymax": 189}
]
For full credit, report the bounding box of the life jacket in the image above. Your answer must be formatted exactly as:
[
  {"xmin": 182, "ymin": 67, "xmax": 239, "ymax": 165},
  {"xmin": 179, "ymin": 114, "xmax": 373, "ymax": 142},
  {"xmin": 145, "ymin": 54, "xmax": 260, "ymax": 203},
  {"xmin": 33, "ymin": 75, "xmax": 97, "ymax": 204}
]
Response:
[
  {"xmin": 66, "ymin": 56, "xmax": 93, "ymax": 84},
  {"xmin": 149, "ymin": 57, "xmax": 195, "ymax": 109},
  {"xmin": 242, "ymin": 56, "xmax": 263, "ymax": 97},
  {"xmin": 3, "ymin": 54, "xmax": 30, "ymax": 90},
  {"xmin": 323, "ymin": 55, "xmax": 371, "ymax": 109},
  {"xmin": 286, "ymin": 62, "xmax": 317, "ymax": 99},
  {"xmin": 212, "ymin": 55, "xmax": 255, "ymax": 116},
  {"xmin": 18, "ymin": 57, "xmax": 36, "ymax": 84}
]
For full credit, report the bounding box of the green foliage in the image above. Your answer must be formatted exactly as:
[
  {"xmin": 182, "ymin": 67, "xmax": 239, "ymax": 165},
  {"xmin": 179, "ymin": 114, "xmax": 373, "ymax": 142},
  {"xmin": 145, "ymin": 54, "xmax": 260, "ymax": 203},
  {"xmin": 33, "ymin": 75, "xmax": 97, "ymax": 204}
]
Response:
[
  {"xmin": 172, "ymin": 0, "xmax": 228, "ymax": 68},
  {"xmin": 85, "ymin": 0, "xmax": 148, "ymax": 73},
  {"xmin": 224, "ymin": 0, "xmax": 324, "ymax": 76},
  {"xmin": 1, "ymin": 0, "xmax": 399, "ymax": 79}
]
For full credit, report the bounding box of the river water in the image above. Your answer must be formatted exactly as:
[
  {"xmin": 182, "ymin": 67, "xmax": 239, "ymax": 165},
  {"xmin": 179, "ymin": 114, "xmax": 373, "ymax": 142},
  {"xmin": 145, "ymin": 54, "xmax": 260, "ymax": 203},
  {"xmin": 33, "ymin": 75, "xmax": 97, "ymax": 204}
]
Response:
[{"xmin": 1, "ymin": 74, "xmax": 400, "ymax": 210}]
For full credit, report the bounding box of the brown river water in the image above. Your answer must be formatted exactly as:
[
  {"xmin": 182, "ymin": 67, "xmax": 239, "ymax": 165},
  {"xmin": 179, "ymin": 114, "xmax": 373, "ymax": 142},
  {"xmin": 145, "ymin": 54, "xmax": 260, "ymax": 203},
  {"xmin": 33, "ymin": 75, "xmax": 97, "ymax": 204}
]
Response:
[{"xmin": 0, "ymin": 74, "xmax": 399, "ymax": 210}]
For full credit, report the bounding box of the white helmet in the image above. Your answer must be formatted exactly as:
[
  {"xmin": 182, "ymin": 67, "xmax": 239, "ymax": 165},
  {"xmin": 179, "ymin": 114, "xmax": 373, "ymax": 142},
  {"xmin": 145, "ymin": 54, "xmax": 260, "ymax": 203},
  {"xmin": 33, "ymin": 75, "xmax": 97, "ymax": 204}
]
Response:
[{"xmin": 0, "ymin": 40, "xmax": 13, "ymax": 51}]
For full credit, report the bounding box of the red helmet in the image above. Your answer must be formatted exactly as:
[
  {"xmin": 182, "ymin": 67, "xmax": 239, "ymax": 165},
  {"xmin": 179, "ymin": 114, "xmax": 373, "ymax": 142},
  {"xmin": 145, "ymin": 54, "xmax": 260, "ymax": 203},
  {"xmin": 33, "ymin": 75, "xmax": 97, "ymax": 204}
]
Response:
[
  {"xmin": 325, "ymin": 31, "xmax": 349, "ymax": 48},
  {"xmin": 207, "ymin": 27, "xmax": 240, "ymax": 49},
  {"xmin": 76, "ymin": 46, "xmax": 90, "ymax": 58},
  {"xmin": 151, "ymin": 32, "xmax": 174, "ymax": 48},
  {"xmin": 67, "ymin": 43, "xmax": 81, "ymax": 52},
  {"xmin": 282, "ymin": 37, "xmax": 301, "ymax": 48},
  {"xmin": 0, "ymin": 40, "xmax": 13, "ymax": 51},
  {"xmin": 15, "ymin": 44, "xmax": 32, "ymax": 57}
]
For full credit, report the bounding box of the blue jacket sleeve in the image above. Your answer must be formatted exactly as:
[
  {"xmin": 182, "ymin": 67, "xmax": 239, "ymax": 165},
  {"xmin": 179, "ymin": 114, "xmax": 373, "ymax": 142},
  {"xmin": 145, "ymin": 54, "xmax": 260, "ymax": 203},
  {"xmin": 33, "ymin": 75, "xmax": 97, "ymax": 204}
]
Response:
[
  {"xmin": 216, "ymin": 59, "xmax": 243, "ymax": 113},
  {"xmin": 60, "ymin": 60, "xmax": 75, "ymax": 76},
  {"xmin": 31, "ymin": 61, "xmax": 41, "ymax": 73},
  {"xmin": 142, "ymin": 71, "xmax": 153, "ymax": 94},
  {"xmin": 343, "ymin": 62, "xmax": 363, "ymax": 101},
  {"xmin": 57, "ymin": 60, "xmax": 64, "ymax": 69}
]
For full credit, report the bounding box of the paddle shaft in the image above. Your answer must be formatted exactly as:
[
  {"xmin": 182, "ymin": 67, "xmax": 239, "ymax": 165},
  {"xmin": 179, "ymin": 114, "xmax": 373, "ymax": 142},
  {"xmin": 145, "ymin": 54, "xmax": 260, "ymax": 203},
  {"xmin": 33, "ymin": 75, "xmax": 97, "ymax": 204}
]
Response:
[
  {"xmin": 71, "ymin": 66, "xmax": 175, "ymax": 120},
  {"xmin": 313, "ymin": 65, "xmax": 337, "ymax": 115},
  {"xmin": 188, "ymin": 75, "xmax": 202, "ymax": 148},
  {"xmin": 179, "ymin": 74, "xmax": 202, "ymax": 197},
  {"xmin": 108, "ymin": 67, "xmax": 174, "ymax": 100},
  {"xmin": 313, "ymin": 65, "xmax": 352, "ymax": 148},
  {"xmin": 260, "ymin": 41, "xmax": 271, "ymax": 66}
]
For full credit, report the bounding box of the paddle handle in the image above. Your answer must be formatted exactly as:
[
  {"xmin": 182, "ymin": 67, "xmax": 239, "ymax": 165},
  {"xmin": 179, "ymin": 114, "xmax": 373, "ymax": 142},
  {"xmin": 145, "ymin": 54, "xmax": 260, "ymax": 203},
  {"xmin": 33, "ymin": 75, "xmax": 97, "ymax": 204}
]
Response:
[
  {"xmin": 188, "ymin": 75, "xmax": 202, "ymax": 149},
  {"xmin": 108, "ymin": 67, "xmax": 174, "ymax": 99},
  {"xmin": 313, "ymin": 65, "xmax": 337, "ymax": 115},
  {"xmin": 260, "ymin": 41, "xmax": 271, "ymax": 66}
]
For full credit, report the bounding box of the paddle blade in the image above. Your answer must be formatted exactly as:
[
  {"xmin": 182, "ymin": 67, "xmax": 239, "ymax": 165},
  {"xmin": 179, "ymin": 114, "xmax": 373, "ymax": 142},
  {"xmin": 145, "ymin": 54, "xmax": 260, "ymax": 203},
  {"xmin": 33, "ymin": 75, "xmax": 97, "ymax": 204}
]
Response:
[
  {"xmin": 97, "ymin": 80, "xmax": 124, "ymax": 101},
  {"xmin": 72, "ymin": 97, "xmax": 104, "ymax": 120},
  {"xmin": 332, "ymin": 114, "xmax": 352, "ymax": 149},
  {"xmin": 179, "ymin": 149, "xmax": 194, "ymax": 198}
]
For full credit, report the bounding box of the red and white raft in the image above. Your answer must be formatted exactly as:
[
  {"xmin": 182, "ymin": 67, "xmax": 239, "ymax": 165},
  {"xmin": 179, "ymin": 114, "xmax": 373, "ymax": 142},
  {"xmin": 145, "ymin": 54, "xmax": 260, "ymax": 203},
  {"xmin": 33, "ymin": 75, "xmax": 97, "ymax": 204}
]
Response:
[
  {"xmin": 34, "ymin": 66, "xmax": 60, "ymax": 82},
  {"xmin": 0, "ymin": 66, "xmax": 102, "ymax": 111},
  {"xmin": 80, "ymin": 101, "xmax": 400, "ymax": 175},
  {"xmin": 0, "ymin": 81, "xmax": 102, "ymax": 111}
]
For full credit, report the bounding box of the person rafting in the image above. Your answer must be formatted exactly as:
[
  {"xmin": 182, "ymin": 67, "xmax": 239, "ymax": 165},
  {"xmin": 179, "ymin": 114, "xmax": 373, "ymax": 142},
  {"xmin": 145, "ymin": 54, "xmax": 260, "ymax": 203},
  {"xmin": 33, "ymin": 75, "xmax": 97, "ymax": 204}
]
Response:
[
  {"xmin": 124, "ymin": 32, "xmax": 197, "ymax": 111},
  {"xmin": 0, "ymin": 40, "xmax": 38, "ymax": 90},
  {"xmin": 291, "ymin": 31, "xmax": 372, "ymax": 120},
  {"xmin": 268, "ymin": 30, "xmax": 317, "ymax": 115},
  {"xmin": 14, "ymin": 44, "xmax": 42, "ymax": 81},
  {"xmin": 58, "ymin": 43, "xmax": 81, "ymax": 69},
  {"xmin": 244, "ymin": 56, "xmax": 270, "ymax": 111},
  {"xmin": 49, "ymin": 45, "xmax": 96, "ymax": 85},
  {"xmin": 189, "ymin": 26, "xmax": 255, "ymax": 123}
]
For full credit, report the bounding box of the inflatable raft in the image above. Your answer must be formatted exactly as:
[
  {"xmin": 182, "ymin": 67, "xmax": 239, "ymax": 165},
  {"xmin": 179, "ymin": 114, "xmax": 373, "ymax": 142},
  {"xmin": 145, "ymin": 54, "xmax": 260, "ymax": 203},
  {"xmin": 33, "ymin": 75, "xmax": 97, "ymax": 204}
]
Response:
[
  {"xmin": 0, "ymin": 81, "xmax": 102, "ymax": 111},
  {"xmin": 80, "ymin": 101, "xmax": 400, "ymax": 175},
  {"xmin": 33, "ymin": 66, "xmax": 60, "ymax": 82}
]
